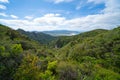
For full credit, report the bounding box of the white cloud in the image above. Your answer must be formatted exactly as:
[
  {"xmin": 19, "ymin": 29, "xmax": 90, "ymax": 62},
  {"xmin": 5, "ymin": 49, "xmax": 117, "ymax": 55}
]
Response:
[
  {"xmin": 44, "ymin": 13, "xmax": 61, "ymax": 17},
  {"xmin": 0, "ymin": 13, "xmax": 66, "ymax": 31},
  {"xmin": 76, "ymin": 0, "xmax": 85, "ymax": 10},
  {"xmin": 64, "ymin": 12, "xmax": 120, "ymax": 31},
  {"xmin": 87, "ymin": 0, "xmax": 105, "ymax": 4},
  {"xmin": 0, "ymin": 19, "xmax": 62, "ymax": 31},
  {"xmin": 0, "ymin": 0, "xmax": 120, "ymax": 31},
  {"xmin": 34, "ymin": 13, "xmax": 65, "ymax": 26},
  {"xmin": 0, "ymin": 0, "xmax": 9, "ymax": 3},
  {"xmin": 24, "ymin": 16, "xmax": 33, "ymax": 20},
  {"xmin": 0, "ymin": 4, "xmax": 6, "ymax": 9},
  {"xmin": 67, "ymin": 0, "xmax": 120, "ymax": 31},
  {"xmin": 73, "ymin": 0, "xmax": 120, "ymax": 31},
  {"xmin": 0, "ymin": 13, "xmax": 8, "ymax": 17},
  {"xmin": 47, "ymin": 0, "xmax": 73, "ymax": 4},
  {"xmin": 10, "ymin": 15, "xmax": 18, "ymax": 19},
  {"xmin": 101, "ymin": 0, "xmax": 120, "ymax": 13}
]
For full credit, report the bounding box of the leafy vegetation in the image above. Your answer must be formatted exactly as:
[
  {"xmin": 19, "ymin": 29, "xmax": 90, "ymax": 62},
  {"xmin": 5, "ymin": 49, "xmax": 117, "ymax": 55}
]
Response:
[{"xmin": 0, "ymin": 24, "xmax": 120, "ymax": 80}]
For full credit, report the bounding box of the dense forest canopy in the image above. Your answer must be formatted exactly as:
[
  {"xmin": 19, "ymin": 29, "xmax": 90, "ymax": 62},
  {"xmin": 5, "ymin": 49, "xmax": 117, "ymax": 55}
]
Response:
[{"xmin": 0, "ymin": 24, "xmax": 120, "ymax": 80}]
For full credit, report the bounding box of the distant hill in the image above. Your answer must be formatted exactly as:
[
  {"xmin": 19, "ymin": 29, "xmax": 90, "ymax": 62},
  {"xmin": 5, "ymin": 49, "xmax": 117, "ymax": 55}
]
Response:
[
  {"xmin": 42, "ymin": 30, "xmax": 80, "ymax": 36},
  {"xmin": 49, "ymin": 29, "xmax": 108, "ymax": 48},
  {"xmin": 17, "ymin": 29, "xmax": 56, "ymax": 44},
  {"xmin": 17, "ymin": 29, "xmax": 80, "ymax": 44}
]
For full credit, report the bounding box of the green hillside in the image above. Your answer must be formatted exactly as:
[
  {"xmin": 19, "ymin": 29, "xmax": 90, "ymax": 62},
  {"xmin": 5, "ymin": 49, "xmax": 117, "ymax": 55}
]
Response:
[
  {"xmin": 0, "ymin": 24, "xmax": 51, "ymax": 80},
  {"xmin": 50, "ymin": 29, "xmax": 108, "ymax": 48},
  {"xmin": 0, "ymin": 24, "xmax": 120, "ymax": 80}
]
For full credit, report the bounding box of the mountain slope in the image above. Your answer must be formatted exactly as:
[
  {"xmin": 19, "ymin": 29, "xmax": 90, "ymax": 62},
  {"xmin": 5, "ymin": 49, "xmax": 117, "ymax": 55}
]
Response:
[
  {"xmin": 50, "ymin": 29, "xmax": 108, "ymax": 48},
  {"xmin": 57, "ymin": 26, "xmax": 120, "ymax": 73},
  {"xmin": 17, "ymin": 29, "xmax": 56, "ymax": 44},
  {"xmin": 0, "ymin": 24, "xmax": 43, "ymax": 80}
]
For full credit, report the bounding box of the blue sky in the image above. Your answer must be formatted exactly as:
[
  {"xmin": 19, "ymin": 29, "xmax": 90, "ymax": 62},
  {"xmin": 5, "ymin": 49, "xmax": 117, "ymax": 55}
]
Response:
[{"xmin": 0, "ymin": 0, "xmax": 120, "ymax": 31}]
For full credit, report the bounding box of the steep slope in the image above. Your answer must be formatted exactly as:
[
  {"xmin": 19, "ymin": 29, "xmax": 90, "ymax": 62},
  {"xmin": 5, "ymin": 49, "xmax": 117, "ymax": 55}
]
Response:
[
  {"xmin": 0, "ymin": 24, "xmax": 42, "ymax": 50},
  {"xmin": 17, "ymin": 29, "xmax": 56, "ymax": 44},
  {"xmin": 0, "ymin": 24, "xmax": 43, "ymax": 80}
]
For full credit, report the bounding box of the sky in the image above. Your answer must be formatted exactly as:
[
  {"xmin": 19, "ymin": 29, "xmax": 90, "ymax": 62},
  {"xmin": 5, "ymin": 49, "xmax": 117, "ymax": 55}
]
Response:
[{"xmin": 0, "ymin": 0, "xmax": 120, "ymax": 31}]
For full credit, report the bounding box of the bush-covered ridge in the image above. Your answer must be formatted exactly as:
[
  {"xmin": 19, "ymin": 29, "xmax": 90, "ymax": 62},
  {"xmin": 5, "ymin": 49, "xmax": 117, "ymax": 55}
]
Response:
[
  {"xmin": 17, "ymin": 29, "xmax": 56, "ymax": 44},
  {"xmin": 0, "ymin": 24, "xmax": 120, "ymax": 80}
]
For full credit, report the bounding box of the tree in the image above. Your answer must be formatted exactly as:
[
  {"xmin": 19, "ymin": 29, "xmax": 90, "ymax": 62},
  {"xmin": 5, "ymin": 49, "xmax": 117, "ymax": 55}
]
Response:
[
  {"xmin": 14, "ymin": 53, "xmax": 41, "ymax": 80},
  {"xmin": 11, "ymin": 44, "xmax": 23, "ymax": 56},
  {"xmin": 40, "ymin": 61, "xmax": 57, "ymax": 80}
]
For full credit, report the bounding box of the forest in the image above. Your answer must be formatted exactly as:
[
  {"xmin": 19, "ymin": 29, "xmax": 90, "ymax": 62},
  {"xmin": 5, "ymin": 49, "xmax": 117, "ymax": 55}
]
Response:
[{"xmin": 0, "ymin": 24, "xmax": 120, "ymax": 80}]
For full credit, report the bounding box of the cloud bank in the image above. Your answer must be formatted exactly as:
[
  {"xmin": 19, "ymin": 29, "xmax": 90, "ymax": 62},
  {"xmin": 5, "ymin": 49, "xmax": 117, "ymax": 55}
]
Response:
[
  {"xmin": 0, "ymin": 4, "xmax": 6, "ymax": 9},
  {"xmin": 0, "ymin": 13, "xmax": 8, "ymax": 17},
  {"xmin": 0, "ymin": 0, "xmax": 9, "ymax": 3}
]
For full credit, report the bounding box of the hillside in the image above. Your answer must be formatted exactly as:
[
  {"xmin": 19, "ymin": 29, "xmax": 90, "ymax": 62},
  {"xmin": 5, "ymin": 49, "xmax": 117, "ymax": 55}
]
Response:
[
  {"xmin": 17, "ymin": 29, "xmax": 56, "ymax": 44},
  {"xmin": 0, "ymin": 24, "xmax": 120, "ymax": 80},
  {"xmin": 55, "ymin": 27, "xmax": 120, "ymax": 79},
  {"xmin": 50, "ymin": 29, "xmax": 108, "ymax": 48},
  {"xmin": 0, "ymin": 24, "xmax": 53, "ymax": 80}
]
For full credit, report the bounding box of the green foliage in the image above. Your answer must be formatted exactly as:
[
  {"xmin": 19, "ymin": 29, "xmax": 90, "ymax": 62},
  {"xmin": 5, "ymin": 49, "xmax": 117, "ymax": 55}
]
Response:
[
  {"xmin": 47, "ymin": 61, "xmax": 57, "ymax": 70},
  {"xmin": 40, "ymin": 61, "xmax": 57, "ymax": 80},
  {"xmin": 0, "ymin": 46, "xmax": 5, "ymax": 53},
  {"xmin": 0, "ymin": 24, "xmax": 42, "ymax": 80},
  {"xmin": 14, "ymin": 54, "xmax": 41, "ymax": 80},
  {"xmin": 0, "ymin": 46, "xmax": 9, "ymax": 57},
  {"xmin": 11, "ymin": 44, "xmax": 23, "ymax": 55},
  {"xmin": 93, "ymin": 65, "xmax": 120, "ymax": 80},
  {"xmin": 56, "ymin": 61, "xmax": 78, "ymax": 80},
  {"xmin": 40, "ymin": 70, "xmax": 55, "ymax": 80}
]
